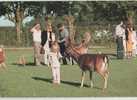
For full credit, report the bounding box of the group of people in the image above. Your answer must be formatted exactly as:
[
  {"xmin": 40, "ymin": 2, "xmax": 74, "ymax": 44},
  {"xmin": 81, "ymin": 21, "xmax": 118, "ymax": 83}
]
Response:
[
  {"xmin": 115, "ymin": 21, "xmax": 137, "ymax": 59},
  {"xmin": 30, "ymin": 18, "xmax": 69, "ymax": 84}
]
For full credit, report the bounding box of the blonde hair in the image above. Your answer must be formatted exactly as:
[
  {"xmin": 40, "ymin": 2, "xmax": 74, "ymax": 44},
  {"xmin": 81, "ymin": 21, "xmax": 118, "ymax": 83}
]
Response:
[
  {"xmin": 46, "ymin": 22, "xmax": 52, "ymax": 32},
  {"xmin": 50, "ymin": 41, "xmax": 60, "ymax": 53}
]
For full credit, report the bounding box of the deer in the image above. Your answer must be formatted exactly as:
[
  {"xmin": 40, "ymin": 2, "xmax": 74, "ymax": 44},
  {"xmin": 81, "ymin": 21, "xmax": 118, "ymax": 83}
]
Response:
[
  {"xmin": 65, "ymin": 39, "xmax": 109, "ymax": 90},
  {"xmin": 65, "ymin": 31, "xmax": 91, "ymax": 64}
]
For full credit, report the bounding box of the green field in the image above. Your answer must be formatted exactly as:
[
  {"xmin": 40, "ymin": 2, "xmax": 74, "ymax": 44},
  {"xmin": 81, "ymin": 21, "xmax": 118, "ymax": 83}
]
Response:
[{"xmin": 0, "ymin": 48, "xmax": 137, "ymax": 97}]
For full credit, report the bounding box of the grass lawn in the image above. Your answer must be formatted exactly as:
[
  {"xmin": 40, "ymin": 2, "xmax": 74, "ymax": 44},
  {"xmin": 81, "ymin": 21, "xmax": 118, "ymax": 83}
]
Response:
[{"xmin": 0, "ymin": 47, "xmax": 137, "ymax": 97}]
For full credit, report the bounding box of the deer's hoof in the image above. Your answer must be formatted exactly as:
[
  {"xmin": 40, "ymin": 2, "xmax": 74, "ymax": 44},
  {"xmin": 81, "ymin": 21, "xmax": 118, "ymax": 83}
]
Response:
[
  {"xmin": 90, "ymin": 85, "xmax": 93, "ymax": 88},
  {"xmin": 102, "ymin": 87, "xmax": 107, "ymax": 92},
  {"xmin": 80, "ymin": 86, "xmax": 83, "ymax": 88}
]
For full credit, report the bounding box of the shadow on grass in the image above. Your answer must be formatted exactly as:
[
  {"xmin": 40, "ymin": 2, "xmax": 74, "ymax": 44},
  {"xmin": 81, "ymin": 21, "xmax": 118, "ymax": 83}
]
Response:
[
  {"xmin": 12, "ymin": 62, "xmax": 35, "ymax": 66},
  {"xmin": 32, "ymin": 76, "xmax": 99, "ymax": 88},
  {"xmin": 32, "ymin": 77, "xmax": 52, "ymax": 83},
  {"xmin": 61, "ymin": 80, "xmax": 90, "ymax": 88}
]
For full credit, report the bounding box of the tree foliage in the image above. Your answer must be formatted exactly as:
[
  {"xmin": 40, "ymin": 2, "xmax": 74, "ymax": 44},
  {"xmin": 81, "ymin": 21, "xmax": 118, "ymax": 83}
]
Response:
[{"xmin": 1, "ymin": 1, "xmax": 137, "ymax": 46}]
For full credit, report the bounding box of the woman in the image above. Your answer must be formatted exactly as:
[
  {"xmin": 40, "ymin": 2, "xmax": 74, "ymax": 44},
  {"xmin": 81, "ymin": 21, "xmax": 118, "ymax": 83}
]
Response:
[
  {"xmin": 125, "ymin": 26, "xmax": 133, "ymax": 58},
  {"xmin": 132, "ymin": 28, "xmax": 137, "ymax": 57},
  {"xmin": 30, "ymin": 23, "xmax": 41, "ymax": 66},
  {"xmin": 41, "ymin": 22, "xmax": 55, "ymax": 66}
]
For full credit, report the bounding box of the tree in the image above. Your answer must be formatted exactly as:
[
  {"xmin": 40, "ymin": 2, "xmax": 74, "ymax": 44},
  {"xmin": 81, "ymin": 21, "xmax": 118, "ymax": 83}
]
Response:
[{"xmin": 1, "ymin": 2, "xmax": 44, "ymax": 44}]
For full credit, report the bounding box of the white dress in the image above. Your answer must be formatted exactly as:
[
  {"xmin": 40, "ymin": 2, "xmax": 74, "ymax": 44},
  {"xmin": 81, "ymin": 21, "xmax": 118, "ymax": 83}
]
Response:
[{"xmin": 48, "ymin": 52, "xmax": 62, "ymax": 67}]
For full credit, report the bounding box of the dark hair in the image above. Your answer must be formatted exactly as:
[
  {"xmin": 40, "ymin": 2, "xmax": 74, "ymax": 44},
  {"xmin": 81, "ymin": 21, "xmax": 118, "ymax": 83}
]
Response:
[
  {"xmin": 125, "ymin": 28, "xmax": 128, "ymax": 41},
  {"xmin": 45, "ymin": 16, "xmax": 49, "ymax": 21},
  {"xmin": 57, "ymin": 23, "xmax": 64, "ymax": 28}
]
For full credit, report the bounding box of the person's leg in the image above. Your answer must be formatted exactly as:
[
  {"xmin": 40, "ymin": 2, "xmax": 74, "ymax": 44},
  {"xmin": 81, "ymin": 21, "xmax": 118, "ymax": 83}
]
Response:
[
  {"xmin": 33, "ymin": 42, "xmax": 38, "ymax": 65},
  {"xmin": 43, "ymin": 44, "xmax": 50, "ymax": 66},
  {"xmin": 117, "ymin": 37, "xmax": 123, "ymax": 59},
  {"xmin": 132, "ymin": 49, "xmax": 136, "ymax": 57},
  {"xmin": 56, "ymin": 67, "xmax": 60, "ymax": 84},
  {"xmin": 59, "ymin": 43, "xmax": 66, "ymax": 64},
  {"xmin": 37, "ymin": 42, "xmax": 42, "ymax": 64},
  {"xmin": 61, "ymin": 43, "xmax": 67, "ymax": 64},
  {"xmin": 43, "ymin": 52, "xmax": 48, "ymax": 65},
  {"xmin": 123, "ymin": 39, "xmax": 127, "ymax": 58},
  {"xmin": 35, "ymin": 42, "xmax": 41, "ymax": 66},
  {"xmin": 51, "ymin": 67, "xmax": 56, "ymax": 83},
  {"xmin": 59, "ymin": 43, "xmax": 64, "ymax": 56}
]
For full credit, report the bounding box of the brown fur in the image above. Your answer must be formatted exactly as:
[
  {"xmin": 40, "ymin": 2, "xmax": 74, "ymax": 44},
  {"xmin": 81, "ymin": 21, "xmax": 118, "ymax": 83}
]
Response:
[
  {"xmin": 18, "ymin": 55, "xmax": 26, "ymax": 66},
  {"xmin": 66, "ymin": 45, "xmax": 109, "ymax": 90}
]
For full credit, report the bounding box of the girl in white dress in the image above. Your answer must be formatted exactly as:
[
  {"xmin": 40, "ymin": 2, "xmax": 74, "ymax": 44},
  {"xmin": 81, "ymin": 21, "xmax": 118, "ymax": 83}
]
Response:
[{"xmin": 49, "ymin": 41, "xmax": 62, "ymax": 84}]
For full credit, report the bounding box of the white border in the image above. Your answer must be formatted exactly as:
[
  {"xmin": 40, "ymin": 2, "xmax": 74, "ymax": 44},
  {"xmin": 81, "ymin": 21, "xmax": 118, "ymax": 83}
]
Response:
[
  {"xmin": 0, "ymin": 0, "xmax": 135, "ymax": 2},
  {"xmin": 0, "ymin": 97, "xmax": 137, "ymax": 100},
  {"xmin": 0, "ymin": 0, "xmax": 137, "ymax": 100}
]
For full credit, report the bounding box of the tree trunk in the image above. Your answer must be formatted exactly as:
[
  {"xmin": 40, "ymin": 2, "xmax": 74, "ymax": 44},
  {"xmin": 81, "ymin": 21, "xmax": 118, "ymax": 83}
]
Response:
[
  {"xmin": 15, "ymin": 21, "xmax": 22, "ymax": 44},
  {"xmin": 126, "ymin": 10, "xmax": 135, "ymax": 27},
  {"xmin": 65, "ymin": 16, "xmax": 75, "ymax": 44},
  {"xmin": 15, "ymin": 4, "xmax": 22, "ymax": 45}
]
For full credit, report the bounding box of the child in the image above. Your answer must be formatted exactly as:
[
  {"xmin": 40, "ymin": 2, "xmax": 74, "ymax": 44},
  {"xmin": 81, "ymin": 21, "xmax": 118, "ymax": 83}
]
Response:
[
  {"xmin": 0, "ymin": 45, "xmax": 6, "ymax": 69},
  {"xmin": 48, "ymin": 41, "xmax": 62, "ymax": 84}
]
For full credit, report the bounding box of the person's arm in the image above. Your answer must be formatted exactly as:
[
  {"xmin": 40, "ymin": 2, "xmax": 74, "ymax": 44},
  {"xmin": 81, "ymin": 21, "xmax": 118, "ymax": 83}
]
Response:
[
  {"xmin": 51, "ymin": 33, "xmax": 56, "ymax": 41},
  {"xmin": 59, "ymin": 29, "xmax": 69, "ymax": 43},
  {"xmin": 30, "ymin": 24, "xmax": 40, "ymax": 33}
]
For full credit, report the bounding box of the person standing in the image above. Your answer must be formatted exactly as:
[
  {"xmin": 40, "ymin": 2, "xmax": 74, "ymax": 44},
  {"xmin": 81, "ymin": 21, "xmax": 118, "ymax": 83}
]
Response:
[
  {"xmin": 57, "ymin": 23, "xmax": 69, "ymax": 64},
  {"xmin": 125, "ymin": 26, "xmax": 133, "ymax": 58},
  {"xmin": 30, "ymin": 23, "xmax": 41, "ymax": 66},
  {"xmin": 49, "ymin": 41, "xmax": 62, "ymax": 84},
  {"xmin": 41, "ymin": 22, "xmax": 55, "ymax": 66},
  {"xmin": 132, "ymin": 28, "xmax": 137, "ymax": 57},
  {"xmin": 115, "ymin": 21, "xmax": 126, "ymax": 59}
]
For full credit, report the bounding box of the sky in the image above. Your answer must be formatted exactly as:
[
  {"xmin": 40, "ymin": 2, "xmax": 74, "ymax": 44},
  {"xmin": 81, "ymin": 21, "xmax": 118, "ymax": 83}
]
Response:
[{"xmin": 0, "ymin": 16, "xmax": 34, "ymax": 27}]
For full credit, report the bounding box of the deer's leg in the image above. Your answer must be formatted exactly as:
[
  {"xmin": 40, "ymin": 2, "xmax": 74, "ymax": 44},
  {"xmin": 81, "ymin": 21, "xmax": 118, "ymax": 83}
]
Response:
[
  {"xmin": 80, "ymin": 71, "xmax": 85, "ymax": 88},
  {"xmin": 104, "ymin": 71, "xmax": 109, "ymax": 89},
  {"xmin": 98, "ymin": 71, "xmax": 109, "ymax": 90},
  {"xmin": 72, "ymin": 58, "xmax": 74, "ymax": 65},
  {"xmin": 89, "ymin": 71, "xmax": 94, "ymax": 88}
]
